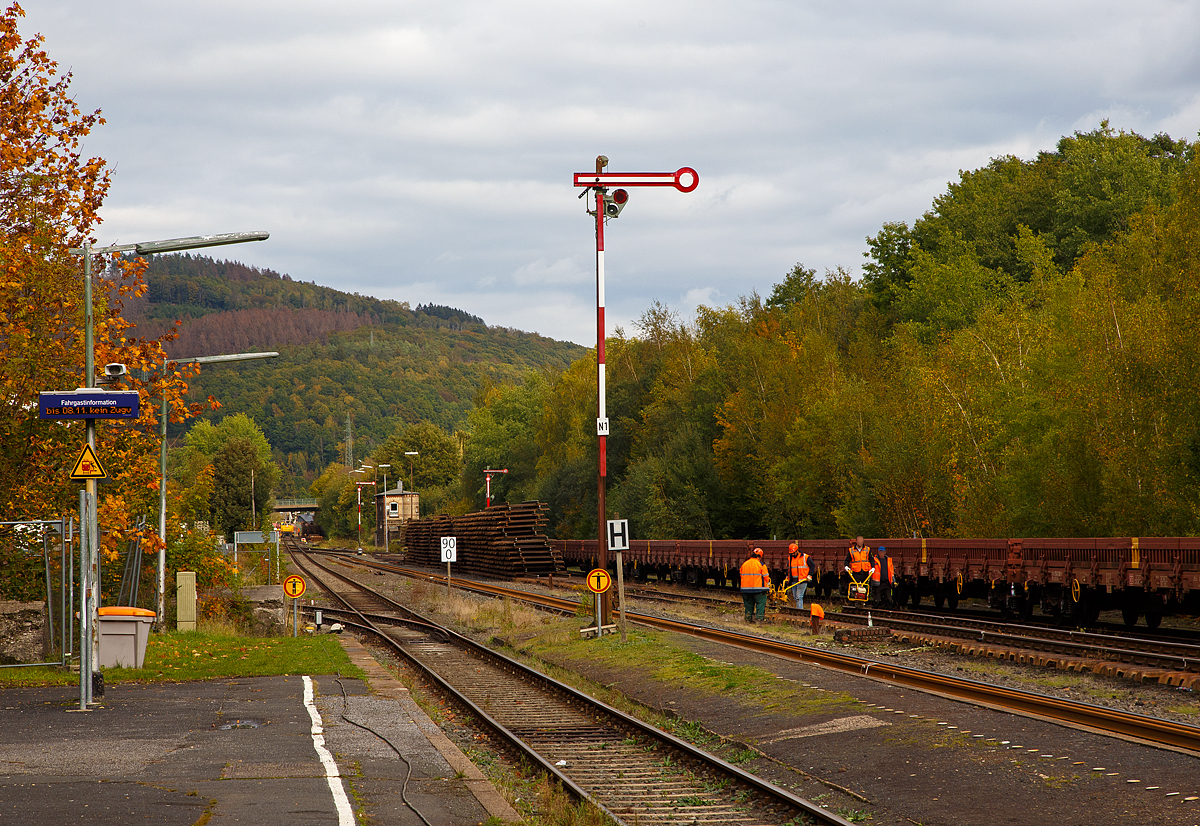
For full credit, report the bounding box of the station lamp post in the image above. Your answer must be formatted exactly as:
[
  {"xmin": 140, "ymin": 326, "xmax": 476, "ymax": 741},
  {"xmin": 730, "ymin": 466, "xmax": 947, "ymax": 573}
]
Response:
[
  {"xmin": 153, "ymin": 351, "xmax": 278, "ymax": 624},
  {"xmin": 68, "ymin": 230, "xmax": 268, "ymax": 706},
  {"xmin": 404, "ymin": 451, "xmax": 418, "ymax": 492}
]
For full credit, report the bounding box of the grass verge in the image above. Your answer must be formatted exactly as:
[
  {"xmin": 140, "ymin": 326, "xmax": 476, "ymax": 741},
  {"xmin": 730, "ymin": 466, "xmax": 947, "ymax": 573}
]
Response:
[{"xmin": 0, "ymin": 631, "xmax": 362, "ymax": 687}]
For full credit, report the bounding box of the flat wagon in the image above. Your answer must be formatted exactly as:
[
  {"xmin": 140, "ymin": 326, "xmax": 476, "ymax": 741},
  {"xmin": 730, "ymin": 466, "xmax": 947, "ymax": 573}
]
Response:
[{"xmin": 551, "ymin": 536, "xmax": 1200, "ymax": 628}]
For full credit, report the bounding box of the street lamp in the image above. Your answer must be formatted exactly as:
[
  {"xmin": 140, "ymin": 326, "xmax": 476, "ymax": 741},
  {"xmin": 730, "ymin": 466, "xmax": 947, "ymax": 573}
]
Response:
[
  {"xmin": 67, "ymin": 230, "xmax": 268, "ymax": 707},
  {"xmin": 404, "ymin": 451, "xmax": 419, "ymax": 492},
  {"xmin": 154, "ymin": 351, "xmax": 278, "ymax": 623}
]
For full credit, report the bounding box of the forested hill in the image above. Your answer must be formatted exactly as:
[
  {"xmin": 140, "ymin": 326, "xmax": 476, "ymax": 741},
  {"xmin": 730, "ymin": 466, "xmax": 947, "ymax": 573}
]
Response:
[
  {"xmin": 125, "ymin": 254, "xmax": 486, "ymax": 353},
  {"xmin": 463, "ymin": 124, "xmax": 1200, "ymax": 541},
  {"xmin": 124, "ymin": 254, "xmax": 584, "ymax": 492}
]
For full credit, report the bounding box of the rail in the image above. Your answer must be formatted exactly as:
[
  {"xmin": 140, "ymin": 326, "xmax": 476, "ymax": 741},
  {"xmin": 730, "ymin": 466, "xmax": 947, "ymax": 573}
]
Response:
[
  {"xmin": 308, "ymin": 550, "xmax": 1200, "ymax": 755},
  {"xmin": 287, "ymin": 548, "xmax": 854, "ymax": 826}
]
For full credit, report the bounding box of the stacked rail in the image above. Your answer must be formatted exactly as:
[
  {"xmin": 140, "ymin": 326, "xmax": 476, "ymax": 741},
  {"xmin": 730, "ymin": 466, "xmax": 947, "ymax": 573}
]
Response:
[{"xmin": 405, "ymin": 502, "xmax": 565, "ymax": 577}]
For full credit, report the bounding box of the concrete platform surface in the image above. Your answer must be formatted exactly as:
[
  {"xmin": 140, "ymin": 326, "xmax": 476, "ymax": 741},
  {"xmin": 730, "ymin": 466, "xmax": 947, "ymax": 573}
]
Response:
[{"xmin": 0, "ymin": 635, "xmax": 519, "ymax": 825}]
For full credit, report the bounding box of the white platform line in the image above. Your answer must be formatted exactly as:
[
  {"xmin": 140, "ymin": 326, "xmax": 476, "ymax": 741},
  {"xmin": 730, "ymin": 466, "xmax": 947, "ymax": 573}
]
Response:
[{"xmin": 303, "ymin": 675, "xmax": 355, "ymax": 826}]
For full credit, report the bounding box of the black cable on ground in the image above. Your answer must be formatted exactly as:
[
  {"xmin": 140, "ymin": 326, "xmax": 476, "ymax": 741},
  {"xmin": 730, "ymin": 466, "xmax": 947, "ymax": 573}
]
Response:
[
  {"xmin": 309, "ymin": 622, "xmax": 436, "ymax": 826},
  {"xmin": 297, "ymin": 553, "xmax": 442, "ymax": 826},
  {"xmin": 334, "ymin": 673, "xmax": 435, "ymax": 826}
]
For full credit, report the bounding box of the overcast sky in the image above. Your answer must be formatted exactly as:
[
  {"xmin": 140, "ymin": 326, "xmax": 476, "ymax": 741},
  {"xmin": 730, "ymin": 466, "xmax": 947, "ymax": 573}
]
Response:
[{"xmin": 23, "ymin": 1, "xmax": 1200, "ymax": 345}]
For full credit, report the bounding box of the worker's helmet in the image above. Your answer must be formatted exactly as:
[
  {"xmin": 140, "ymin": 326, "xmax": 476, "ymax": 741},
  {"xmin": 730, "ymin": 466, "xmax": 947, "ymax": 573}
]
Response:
[
  {"xmin": 789, "ymin": 543, "xmax": 798, "ymax": 552},
  {"xmin": 754, "ymin": 547, "xmax": 763, "ymax": 557}
]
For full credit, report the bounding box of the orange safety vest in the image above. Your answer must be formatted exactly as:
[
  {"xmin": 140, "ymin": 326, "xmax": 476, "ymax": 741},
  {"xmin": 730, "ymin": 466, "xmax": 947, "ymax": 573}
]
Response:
[
  {"xmin": 789, "ymin": 553, "xmax": 810, "ymax": 581},
  {"xmin": 739, "ymin": 557, "xmax": 770, "ymax": 590},
  {"xmin": 871, "ymin": 554, "xmax": 893, "ymax": 583},
  {"xmin": 848, "ymin": 546, "xmax": 870, "ymax": 573}
]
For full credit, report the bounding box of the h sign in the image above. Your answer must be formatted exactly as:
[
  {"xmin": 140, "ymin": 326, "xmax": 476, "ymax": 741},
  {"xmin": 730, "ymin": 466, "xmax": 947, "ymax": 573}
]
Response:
[
  {"xmin": 440, "ymin": 536, "xmax": 457, "ymax": 563},
  {"xmin": 606, "ymin": 519, "xmax": 629, "ymax": 553}
]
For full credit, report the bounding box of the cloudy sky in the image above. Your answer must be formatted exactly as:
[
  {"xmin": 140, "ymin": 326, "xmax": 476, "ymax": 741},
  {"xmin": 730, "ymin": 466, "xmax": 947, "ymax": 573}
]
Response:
[{"xmin": 22, "ymin": 1, "xmax": 1200, "ymax": 345}]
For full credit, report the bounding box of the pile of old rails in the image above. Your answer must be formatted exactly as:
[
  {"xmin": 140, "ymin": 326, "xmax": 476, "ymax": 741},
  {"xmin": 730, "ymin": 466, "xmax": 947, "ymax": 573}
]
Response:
[{"xmin": 403, "ymin": 503, "xmax": 565, "ymax": 578}]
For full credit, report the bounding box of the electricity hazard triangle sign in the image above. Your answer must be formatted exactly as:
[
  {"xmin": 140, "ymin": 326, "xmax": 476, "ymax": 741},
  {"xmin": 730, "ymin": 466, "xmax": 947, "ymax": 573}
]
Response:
[{"xmin": 70, "ymin": 443, "xmax": 107, "ymax": 480}]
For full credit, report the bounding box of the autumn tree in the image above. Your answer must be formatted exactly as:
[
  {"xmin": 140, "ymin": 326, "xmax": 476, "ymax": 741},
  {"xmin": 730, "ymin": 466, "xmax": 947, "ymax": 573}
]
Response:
[{"xmin": 0, "ymin": 4, "xmax": 217, "ymax": 599}]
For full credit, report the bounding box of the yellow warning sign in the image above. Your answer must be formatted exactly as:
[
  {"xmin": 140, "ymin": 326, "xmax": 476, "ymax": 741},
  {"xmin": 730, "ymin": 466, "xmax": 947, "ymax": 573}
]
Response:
[
  {"xmin": 70, "ymin": 443, "xmax": 107, "ymax": 480},
  {"xmin": 283, "ymin": 575, "xmax": 306, "ymax": 599},
  {"xmin": 586, "ymin": 568, "xmax": 612, "ymax": 594}
]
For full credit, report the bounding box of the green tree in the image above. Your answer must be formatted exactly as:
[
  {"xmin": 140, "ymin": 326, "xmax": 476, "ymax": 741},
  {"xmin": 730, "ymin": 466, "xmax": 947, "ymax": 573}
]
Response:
[
  {"xmin": 375, "ymin": 420, "xmax": 460, "ymax": 492},
  {"xmin": 462, "ymin": 375, "xmax": 549, "ymax": 509},
  {"xmin": 210, "ymin": 437, "xmax": 265, "ymax": 537},
  {"xmin": 310, "ymin": 463, "xmax": 353, "ymax": 538},
  {"xmin": 1051, "ymin": 123, "xmax": 1191, "ymax": 264}
]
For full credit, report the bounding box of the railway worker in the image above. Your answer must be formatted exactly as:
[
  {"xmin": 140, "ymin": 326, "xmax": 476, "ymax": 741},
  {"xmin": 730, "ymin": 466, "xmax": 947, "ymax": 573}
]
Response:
[
  {"xmin": 844, "ymin": 536, "xmax": 874, "ymax": 594},
  {"xmin": 809, "ymin": 603, "xmax": 824, "ymax": 634},
  {"xmin": 785, "ymin": 543, "xmax": 812, "ymax": 610},
  {"xmin": 739, "ymin": 547, "xmax": 771, "ymax": 623},
  {"xmin": 870, "ymin": 545, "xmax": 893, "ymax": 607}
]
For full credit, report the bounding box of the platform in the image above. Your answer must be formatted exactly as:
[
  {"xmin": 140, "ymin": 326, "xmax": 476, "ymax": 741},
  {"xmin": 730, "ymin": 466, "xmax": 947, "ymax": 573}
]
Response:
[{"xmin": 0, "ymin": 635, "xmax": 519, "ymax": 825}]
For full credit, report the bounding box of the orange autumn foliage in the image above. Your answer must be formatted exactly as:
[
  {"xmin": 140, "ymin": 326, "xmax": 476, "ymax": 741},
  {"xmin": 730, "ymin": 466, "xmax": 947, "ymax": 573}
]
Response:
[{"xmin": 0, "ymin": 5, "xmax": 212, "ymax": 589}]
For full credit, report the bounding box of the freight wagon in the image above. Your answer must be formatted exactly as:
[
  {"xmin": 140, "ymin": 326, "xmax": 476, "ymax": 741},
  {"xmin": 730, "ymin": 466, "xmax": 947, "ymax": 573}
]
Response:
[{"xmin": 551, "ymin": 537, "xmax": 1200, "ymax": 629}]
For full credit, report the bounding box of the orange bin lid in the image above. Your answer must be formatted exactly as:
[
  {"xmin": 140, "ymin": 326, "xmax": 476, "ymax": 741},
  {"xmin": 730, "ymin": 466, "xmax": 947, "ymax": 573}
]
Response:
[{"xmin": 98, "ymin": 606, "xmax": 156, "ymax": 618}]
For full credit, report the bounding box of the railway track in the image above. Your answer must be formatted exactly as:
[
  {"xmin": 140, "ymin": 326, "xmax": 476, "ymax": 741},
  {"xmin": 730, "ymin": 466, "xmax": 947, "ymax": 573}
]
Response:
[
  {"xmin": 286, "ymin": 547, "xmax": 854, "ymax": 826},
  {"xmin": 838, "ymin": 605, "xmax": 1200, "ymax": 673},
  {"xmin": 301, "ymin": 549, "xmax": 1200, "ymax": 755},
  {"xmin": 597, "ymin": 580, "xmax": 1200, "ymax": 678}
]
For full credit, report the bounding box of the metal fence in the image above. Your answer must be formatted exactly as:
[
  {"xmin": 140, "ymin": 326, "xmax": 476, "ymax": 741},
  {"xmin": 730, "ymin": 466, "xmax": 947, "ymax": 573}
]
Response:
[{"xmin": 0, "ymin": 518, "xmax": 72, "ymax": 669}]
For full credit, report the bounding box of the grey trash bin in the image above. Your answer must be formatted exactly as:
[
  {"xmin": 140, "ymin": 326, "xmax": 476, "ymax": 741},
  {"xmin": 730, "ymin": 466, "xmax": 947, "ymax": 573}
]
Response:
[{"xmin": 97, "ymin": 607, "xmax": 156, "ymax": 668}]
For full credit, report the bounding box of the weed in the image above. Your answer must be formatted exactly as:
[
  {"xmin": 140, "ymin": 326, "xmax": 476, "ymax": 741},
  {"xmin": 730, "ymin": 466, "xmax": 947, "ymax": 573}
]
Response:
[
  {"xmin": 1042, "ymin": 773, "xmax": 1078, "ymax": 789},
  {"xmin": 837, "ymin": 807, "xmax": 871, "ymax": 823},
  {"xmin": 663, "ymin": 717, "xmax": 721, "ymax": 747}
]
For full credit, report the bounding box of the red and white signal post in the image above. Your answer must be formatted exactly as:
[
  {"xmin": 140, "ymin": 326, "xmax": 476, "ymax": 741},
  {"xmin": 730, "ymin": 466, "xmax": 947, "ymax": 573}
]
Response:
[
  {"xmin": 483, "ymin": 467, "xmax": 508, "ymax": 508},
  {"xmin": 573, "ymin": 157, "xmax": 698, "ymax": 627}
]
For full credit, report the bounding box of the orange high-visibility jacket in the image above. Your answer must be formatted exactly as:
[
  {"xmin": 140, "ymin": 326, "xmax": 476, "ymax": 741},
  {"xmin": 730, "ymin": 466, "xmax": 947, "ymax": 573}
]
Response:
[
  {"xmin": 871, "ymin": 554, "xmax": 894, "ymax": 584},
  {"xmin": 739, "ymin": 557, "xmax": 770, "ymax": 590},
  {"xmin": 789, "ymin": 553, "xmax": 810, "ymax": 581},
  {"xmin": 846, "ymin": 546, "xmax": 870, "ymax": 573}
]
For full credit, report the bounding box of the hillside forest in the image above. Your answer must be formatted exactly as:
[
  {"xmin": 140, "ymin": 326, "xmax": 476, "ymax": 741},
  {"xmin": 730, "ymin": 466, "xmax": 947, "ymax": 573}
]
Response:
[
  {"xmin": 161, "ymin": 122, "xmax": 1200, "ymax": 549},
  {"xmin": 4, "ymin": 0, "xmax": 1199, "ymax": 601},
  {"xmin": 463, "ymin": 124, "xmax": 1200, "ymax": 543}
]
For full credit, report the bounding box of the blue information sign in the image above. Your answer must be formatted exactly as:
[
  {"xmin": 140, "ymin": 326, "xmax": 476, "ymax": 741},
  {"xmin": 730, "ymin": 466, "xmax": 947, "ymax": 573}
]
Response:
[{"xmin": 39, "ymin": 390, "xmax": 140, "ymax": 420}]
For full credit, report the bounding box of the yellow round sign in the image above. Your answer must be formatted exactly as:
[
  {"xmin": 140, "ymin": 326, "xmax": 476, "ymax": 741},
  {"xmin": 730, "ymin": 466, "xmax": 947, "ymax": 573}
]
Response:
[
  {"xmin": 586, "ymin": 568, "xmax": 612, "ymax": 594},
  {"xmin": 283, "ymin": 574, "xmax": 306, "ymax": 599}
]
